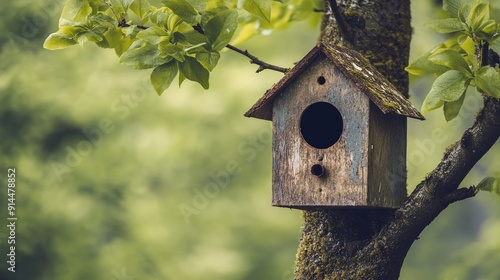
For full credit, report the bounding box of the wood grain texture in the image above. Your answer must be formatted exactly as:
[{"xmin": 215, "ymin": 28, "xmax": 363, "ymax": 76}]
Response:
[
  {"xmin": 272, "ymin": 57, "xmax": 369, "ymax": 207},
  {"xmin": 367, "ymin": 102, "xmax": 406, "ymax": 207}
]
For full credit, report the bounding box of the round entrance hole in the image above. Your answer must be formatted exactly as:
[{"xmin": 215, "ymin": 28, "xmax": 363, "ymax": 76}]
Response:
[
  {"xmin": 311, "ymin": 164, "xmax": 325, "ymax": 177},
  {"xmin": 300, "ymin": 102, "xmax": 343, "ymax": 149}
]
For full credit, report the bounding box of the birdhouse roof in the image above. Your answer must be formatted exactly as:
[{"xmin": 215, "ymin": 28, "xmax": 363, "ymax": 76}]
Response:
[{"xmin": 244, "ymin": 43, "xmax": 424, "ymax": 121}]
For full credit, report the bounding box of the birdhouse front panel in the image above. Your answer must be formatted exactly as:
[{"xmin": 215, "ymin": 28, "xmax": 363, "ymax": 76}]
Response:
[
  {"xmin": 246, "ymin": 43, "xmax": 422, "ymax": 209},
  {"xmin": 272, "ymin": 56, "xmax": 372, "ymax": 207}
]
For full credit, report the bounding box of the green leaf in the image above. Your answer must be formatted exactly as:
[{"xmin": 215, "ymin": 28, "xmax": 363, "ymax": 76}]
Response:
[
  {"xmin": 206, "ymin": 0, "xmax": 226, "ymax": 11},
  {"xmin": 481, "ymin": 19, "xmax": 498, "ymax": 34},
  {"xmin": 96, "ymin": 37, "xmax": 111, "ymax": 48},
  {"xmin": 122, "ymin": 0, "xmax": 135, "ymax": 8},
  {"xmin": 443, "ymin": 0, "xmax": 463, "ymax": 18},
  {"xmin": 158, "ymin": 42, "xmax": 185, "ymax": 61},
  {"xmin": 89, "ymin": 0, "xmax": 108, "ymax": 12},
  {"xmin": 162, "ymin": 0, "xmax": 200, "ymax": 25},
  {"xmin": 491, "ymin": 39, "xmax": 500, "ymax": 55},
  {"xmin": 150, "ymin": 8, "xmax": 170, "ymax": 27},
  {"xmin": 43, "ymin": 33, "xmax": 77, "ymax": 50},
  {"xmin": 187, "ymin": 0, "xmax": 207, "ymax": 11},
  {"xmin": 58, "ymin": 18, "xmax": 84, "ymax": 28},
  {"xmin": 130, "ymin": 0, "xmax": 151, "ymax": 22},
  {"xmin": 428, "ymin": 49, "xmax": 471, "ymax": 75},
  {"xmin": 240, "ymin": 0, "xmax": 271, "ymax": 22},
  {"xmin": 425, "ymin": 18, "xmax": 465, "ymax": 33},
  {"xmin": 76, "ymin": 31, "xmax": 104, "ymax": 45},
  {"xmin": 178, "ymin": 71, "xmax": 186, "ymax": 86},
  {"xmin": 421, "ymin": 91, "xmax": 445, "ymax": 114},
  {"xmin": 422, "ymin": 70, "xmax": 470, "ymax": 113},
  {"xmin": 104, "ymin": 28, "xmax": 123, "ymax": 47},
  {"xmin": 204, "ymin": 9, "xmax": 238, "ymax": 51},
  {"xmin": 476, "ymin": 19, "xmax": 499, "ymax": 41},
  {"xmin": 119, "ymin": 41, "xmax": 172, "ymax": 69},
  {"xmin": 167, "ymin": 13, "xmax": 184, "ymax": 30},
  {"xmin": 477, "ymin": 177, "xmax": 500, "ymax": 195},
  {"xmin": 104, "ymin": 28, "xmax": 132, "ymax": 56},
  {"xmin": 115, "ymin": 37, "xmax": 133, "ymax": 56},
  {"xmin": 475, "ymin": 66, "xmax": 500, "ymax": 98},
  {"xmin": 406, "ymin": 45, "xmax": 449, "ymax": 75},
  {"xmin": 177, "ymin": 30, "xmax": 209, "ymax": 45},
  {"xmin": 60, "ymin": 23, "xmax": 86, "ymax": 35},
  {"xmin": 151, "ymin": 60, "xmax": 178, "ymax": 95},
  {"xmin": 443, "ymin": 91, "xmax": 465, "ymax": 121},
  {"xmin": 108, "ymin": 0, "xmax": 134, "ymax": 15},
  {"xmin": 178, "ymin": 56, "xmax": 209, "ymax": 89},
  {"xmin": 137, "ymin": 26, "xmax": 169, "ymax": 45},
  {"xmin": 457, "ymin": 34, "xmax": 468, "ymax": 44},
  {"xmin": 435, "ymin": 70, "xmax": 470, "ymax": 102},
  {"xmin": 458, "ymin": 1, "xmax": 474, "ymax": 25},
  {"xmin": 467, "ymin": 2, "xmax": 489, "ymax": 31},
  {"xmin": 196, "ymin": 51, "xmax": 220, "ymax": 71},
  {"xmin": 88, "ymin": 14, "xmax": 116, "ymax": 29},
  {"xmin": 61, "ymin": 0, "xmax": 92, "ymax": 22}
]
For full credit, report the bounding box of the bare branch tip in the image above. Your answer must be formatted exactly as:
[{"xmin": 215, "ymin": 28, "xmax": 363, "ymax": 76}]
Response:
[
  {"xmin": 445, "ymin": 186, "xmax": 478, "ymax": 204},
  {"xmin": 225, "ymin": 44, "xmax": 289, "ymax": 74}
]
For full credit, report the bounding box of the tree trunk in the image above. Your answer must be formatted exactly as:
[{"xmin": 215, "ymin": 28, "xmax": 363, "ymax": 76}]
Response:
[
  {"xmin": 296, "ymin": 0, "xmax": 411, "ymax": 279},
  {"xmin": 296, "ymin": 2, "xmax": 412, "ymax": 278},
  {"xmin": 295, "ymin": 209, "xmax": 404, "ymax": 279},
  {"xmin": 294, "ymin": 1, "xmax": 500, "ymax": 279}
]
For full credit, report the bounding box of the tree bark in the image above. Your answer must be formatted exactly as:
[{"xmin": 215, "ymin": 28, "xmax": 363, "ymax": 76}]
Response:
[{"xmin": 294, "ymin": 1, "xmax": 500, "ymax": 279}]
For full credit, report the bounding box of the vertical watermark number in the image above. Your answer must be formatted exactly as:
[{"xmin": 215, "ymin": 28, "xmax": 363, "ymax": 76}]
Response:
[{"xmin": 6, "ymin": 168, "xmax": 16, "ymax": 273}]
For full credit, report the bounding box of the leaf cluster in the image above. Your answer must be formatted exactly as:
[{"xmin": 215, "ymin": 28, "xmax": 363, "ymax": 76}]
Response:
[
  {"xmin": 44, "ymin": 0, "xmax": 320, "ymax": 95},
  {"xmin": 45, "ymin": 0, "xmax": 242, "ymax": 94},
  {"xmin": 406, "ymin": 0, "xmax": 500, "ymax": 121}
]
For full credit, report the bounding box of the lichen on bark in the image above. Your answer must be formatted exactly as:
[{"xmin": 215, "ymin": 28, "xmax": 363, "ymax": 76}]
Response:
[
  {"xmin": 320, "ymin": 0, "xmax": 412, "ymax": 95},
  {"xmin": 295, "ymin": 2, "xmax": 500, "ymax": 279}
]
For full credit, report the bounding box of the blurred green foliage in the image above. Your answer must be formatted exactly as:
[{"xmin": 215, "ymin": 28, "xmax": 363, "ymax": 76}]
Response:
[{"xmin": 0, "ymin": 1, "xmax": 499, "ymax": 280}]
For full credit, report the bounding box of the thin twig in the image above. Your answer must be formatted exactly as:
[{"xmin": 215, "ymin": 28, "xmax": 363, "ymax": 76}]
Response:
[
  {"xmin": 193, "ymin": 24, "xmax": 289, "ymax": 73},
  {"xmin": 118, "ymin": 20, "xmax": 147, "ymax": 30},
  {"xmin": 444, "ymin": 186, "xmax": 478, "ymax": 204},
  {"xmin": 225, "ymin": 44, "xmax": 289, "ymax": 73},
  {"xmin": 480, "ymin": 40, "xmax": 489, "ymax": 67}
]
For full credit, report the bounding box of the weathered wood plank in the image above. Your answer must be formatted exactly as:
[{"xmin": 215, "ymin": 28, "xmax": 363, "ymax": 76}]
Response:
[
  {"xmin": 272, "ymin": 57, "xmax": 371, "ymax": 207},
  {"xmin": 368, "ymin": 102, "xmax": 407, "ymax": 207}
]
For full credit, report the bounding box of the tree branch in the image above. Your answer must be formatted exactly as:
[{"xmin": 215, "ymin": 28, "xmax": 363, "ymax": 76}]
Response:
[
  {"xmin": 327, "ymin": 0, "xmax": 354, "ymax": 45},
  {"xmin": 488, "ymin": 48, "xmax": 500, "ymax": 67},
  {"xmin": 378, "ymin": 95, "xmax": 500, "ymax": 254},
  {"xmin": 194, "ymin": 24, "xmax": 289, "ymax": 74},
  {"xmin": 443, "ymin": 186, "xmax": 478, "ymax": 204},
  {"xmin": 118, "ymin": 20, "xmax": 148, "ymax": 30},
  {"xmin": 225, "ymin": 44, "xmax": 289, "ymax": 73}
]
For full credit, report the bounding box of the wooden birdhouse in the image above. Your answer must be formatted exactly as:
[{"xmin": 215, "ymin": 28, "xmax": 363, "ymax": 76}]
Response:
[{"xmin": 245, "ymin": 43, "xmax": 424, "ymax": 209}]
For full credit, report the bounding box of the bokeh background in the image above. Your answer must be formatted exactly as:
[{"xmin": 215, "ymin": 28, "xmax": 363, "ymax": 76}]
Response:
[{"xmin": 0, "ymin": 1, "xmax": 499, "ymax": 279}]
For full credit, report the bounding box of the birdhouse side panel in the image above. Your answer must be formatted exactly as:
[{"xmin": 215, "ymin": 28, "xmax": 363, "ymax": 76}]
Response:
[
  {"xmin": 272, "ymin": 58, "xmax": 370, "ymax": 207},
  {"xmin": 367, "ymin": 102, "xmax": 407, "ymax": 207}
]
